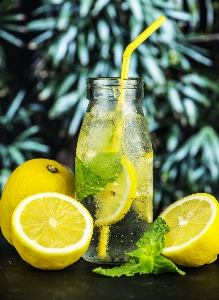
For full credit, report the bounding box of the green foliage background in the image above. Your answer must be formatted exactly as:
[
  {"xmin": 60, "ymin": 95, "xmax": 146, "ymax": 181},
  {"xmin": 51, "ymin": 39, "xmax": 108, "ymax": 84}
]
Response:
[{"xmin": 1, "ymin": 0, "xmax": 219, "ymax": 214}]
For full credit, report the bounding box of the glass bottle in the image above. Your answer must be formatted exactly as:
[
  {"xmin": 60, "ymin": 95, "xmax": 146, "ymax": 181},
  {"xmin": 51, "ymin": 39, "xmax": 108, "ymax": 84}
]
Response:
[{"xmin": 75, "ymin": 78, "xmax": 153, "ymax": 264}]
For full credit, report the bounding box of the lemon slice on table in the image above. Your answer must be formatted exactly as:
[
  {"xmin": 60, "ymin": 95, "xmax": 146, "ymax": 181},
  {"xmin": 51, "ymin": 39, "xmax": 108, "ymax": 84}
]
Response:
[
  {"xmin": 160, "ymin": 193, "xmax": 219, "ymax": 267},
  {"xmin": 94, "ymin": 156, "xmax": 137, "ymax": 227},
  {"xmin": 11, "ymin": 192, "xmax": 93, "ymax": 270}
]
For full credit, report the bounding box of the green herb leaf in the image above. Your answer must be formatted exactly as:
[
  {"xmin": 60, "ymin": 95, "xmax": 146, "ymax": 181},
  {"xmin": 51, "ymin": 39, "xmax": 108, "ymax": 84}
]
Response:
[
  {"xmin": 87, "ymin": 152, "xmax": 123, "ymax": 183},
  {"xmin": 93, "ymin": 217, "xmax": 185, "ymax": 277},
  {"xmin": 153, "ymin": 255, "xmax": 185, "ymax": 275},
  {"xmin": 75, "ymin": 156, "xmax": 107, "ymax": 200},
  {"xmin": 93, "ymin": 263, "xmax": 143, "ymax": 277},
  {"xmin": 75, "ymin": 152, "xmax": 122, "ymax": 200}
]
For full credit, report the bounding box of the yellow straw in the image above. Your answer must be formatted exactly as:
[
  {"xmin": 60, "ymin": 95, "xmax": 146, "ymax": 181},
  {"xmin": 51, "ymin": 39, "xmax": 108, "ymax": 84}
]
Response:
[
  {"xmin": 98, "ymin": 225, "xmax": 110, "ymax": 258},
  {"xmin": 121, "ymin": 16, "xmax": 166, "ymax": 79}
]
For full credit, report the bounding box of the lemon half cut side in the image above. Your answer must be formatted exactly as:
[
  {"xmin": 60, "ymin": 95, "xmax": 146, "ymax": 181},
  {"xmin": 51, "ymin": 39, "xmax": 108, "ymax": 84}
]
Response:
[
  {"xmin": 94, "ymin": 156, "xmax": 137, "ymax": 227},
  {"xmin": 160, "ymin": 193, "xmax": 219, "ymax": 267},
  {"xmin": 11, "ymin": 192, "xmax": 93, "ymax": 270}
]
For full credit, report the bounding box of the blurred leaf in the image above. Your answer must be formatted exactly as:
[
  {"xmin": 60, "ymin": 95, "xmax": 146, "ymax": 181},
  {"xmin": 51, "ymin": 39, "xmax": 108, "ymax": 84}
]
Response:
[
  {"xmin": 179, "ymin": 84, "xmax": 210, "ymax": 106},
  {"xmin": 0, "ymin": 29, "xmax": 24, "ymax": 46},
  {"xmin": 49, "ymin": 91, "xmax": 80, "ymax": 118},
  {"xmin": 39, "ymin": 79, "xmax": 58, "ymax": 101},
  {"xmin": 68, "ymin": 97, "xmax": 88, "ymax": 135},
  {"xmin": 179, "ymin": 44, "xmax": 212, "ymax": 66},
  {"xmin": 56, "ymin": 74, "xmax": 77, "ymax": 97},
  {"xmin": 80, "ymin": 0, "xmax": 93, "ymax": 17},
  {"xmin": 57, "ymin": 1, "xmax": 72, "ymax": 30},
  {"xmin": 0, "ymin": 14, "xmax": 25, "ymax": 22},
  {"xmin": 183, "ymin": 98, "xmax": 197, "ymax": 126},
  {"xmin": 28, "ymin": 30, "xmax": 53, "ymax": 47},
  {"xmin": 5, "ymin": 90, "xmax": 25, "ymax": 121},
  {"xmin": 182, "ymin": 74, "xmax": 219, "ymax": 91},
  {"xmin": 13, "ymin": 141, "xmax": 49, "ymax": 153},
  {"xmin": 167, "ymin": 81, "xmax": 183, "ymax": 113},
  {"xmin": 92, "ymin": 0, "xmax": 110, "ymax": 16},
  {"xmin": 127, "ymin": 0, "xmax": 144, "ymax": 21},
  {"xmin": 97, "ymin": 19, "xmax": 110, "ymax": 42},
  {"xmin": 166, "ymin": 125, "xmax": 181, "ymax": 152},
  {"xmin": 27, "ymin": 18, "xmax": 56, "ymax": 31},
  {"xmin": 15, "ymin": 126, "xmax": 40, "ymax": 141},
  {"xmin": 1, "ymin": 23, "xmax": 26, "ymax": 33},
  {"xmin": 77, "ymin": 34, "xmax": 89, "ymax": 66},
  {"xmin": 165, "ymin": 10, "xmax": 191, "ymax": 21},
  {"xmin": 205, "ymin": 0, "xmax": 214, "ymax": 32},
  {"xmin": 8, "ymin": 145, "xmax": 25, "ymax": 165},
  {"xmin": 140, "ymin": 52, "xmax": 165, "ymax": 85}
]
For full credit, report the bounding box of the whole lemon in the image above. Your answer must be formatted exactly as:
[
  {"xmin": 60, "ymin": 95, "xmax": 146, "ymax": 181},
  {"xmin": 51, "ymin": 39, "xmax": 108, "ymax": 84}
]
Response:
[{"xmin": 0, "ymin": 158, "xmax": 75, "ymax": 245}]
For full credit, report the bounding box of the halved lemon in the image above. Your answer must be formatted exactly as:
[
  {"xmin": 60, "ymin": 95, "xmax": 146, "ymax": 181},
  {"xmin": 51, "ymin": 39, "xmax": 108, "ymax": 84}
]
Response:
[
  {"xmin": 11, "ymin": 192, "xmax": 93, "ymax": 270},
  {"xmin": 94, "ymin": 156, "xmax": 137, "ymax": 226},
  {"xmin": 160, "ymin": 193, "xmax": 219, "ymax": 267}
]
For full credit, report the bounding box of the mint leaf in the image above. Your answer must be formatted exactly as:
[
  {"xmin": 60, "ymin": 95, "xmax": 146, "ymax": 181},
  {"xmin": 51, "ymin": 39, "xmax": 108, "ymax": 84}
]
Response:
[
  {"xmin": 75, "ymin": 152, "xmax": 123, "ymax": 200},
  {"xmin": 75, "ymin": 156, "xmax": 107, "ymax": 200},
  {"xmin": 153, "ymin": 255, "xmax": 185, "ymax": 275},
  {"xmin": 93, "ymin": 217, "xmax": 185, "ymax": 277},
  {"xmin": 93, "ymin": 263, "xmax": 142, "ymax": 277},
  {"xmin": 87, "ymin": 152, "xmax": 122, "ymax": 182}
]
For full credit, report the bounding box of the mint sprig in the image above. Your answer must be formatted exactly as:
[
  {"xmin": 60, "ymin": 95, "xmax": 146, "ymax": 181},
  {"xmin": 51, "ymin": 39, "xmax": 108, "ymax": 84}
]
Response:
[{"xmin": 93, "ymin": 217, "xmax": 185, "ymax": 277}]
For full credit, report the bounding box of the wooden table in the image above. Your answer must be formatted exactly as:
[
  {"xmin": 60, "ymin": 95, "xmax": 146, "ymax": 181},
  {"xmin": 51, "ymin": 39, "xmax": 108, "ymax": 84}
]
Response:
[{"xmin": 1, "ymin": 231, "xmax": 219, "ymax": 300}]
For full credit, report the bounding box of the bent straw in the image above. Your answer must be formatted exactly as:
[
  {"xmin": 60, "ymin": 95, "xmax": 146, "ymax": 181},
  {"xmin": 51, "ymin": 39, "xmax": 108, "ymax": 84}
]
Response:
[
  {"xmin": 121, "ymin": 16, "xmax": 166, "ymax": 79},
  {"xmin": 117, "ymin": 16, "xmax": 166, "ymax": 111}
]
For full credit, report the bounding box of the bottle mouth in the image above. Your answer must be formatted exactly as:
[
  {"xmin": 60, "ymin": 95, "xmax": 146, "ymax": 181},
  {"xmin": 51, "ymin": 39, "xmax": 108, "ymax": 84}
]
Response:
[
  {"xmin": 86, "ymin": 77, "xmax": 144, "ymax": 88},
  {"xmin": 86, "ymin": 78, "xmax": 144, "ymax": 101}
]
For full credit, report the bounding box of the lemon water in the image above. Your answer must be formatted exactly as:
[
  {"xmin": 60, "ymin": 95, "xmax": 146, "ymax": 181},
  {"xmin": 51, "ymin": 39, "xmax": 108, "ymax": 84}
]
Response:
[{"xmin": 75, "ymin": 78, "xmax": 153, "ymax": 263}]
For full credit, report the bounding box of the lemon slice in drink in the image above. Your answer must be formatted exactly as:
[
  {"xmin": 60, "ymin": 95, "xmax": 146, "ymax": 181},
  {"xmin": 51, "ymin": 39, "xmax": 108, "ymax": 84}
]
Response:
[
  {"xmin": 11, "ymin": 192, "xmax": 93, "ymax": 270},
  {"xmin": 94, "ymin": 156, "xmax": 137, "ymax": 226},
  {"xmin": 160, "ymin": 193, "xmax": 219, "ymax": 267}
]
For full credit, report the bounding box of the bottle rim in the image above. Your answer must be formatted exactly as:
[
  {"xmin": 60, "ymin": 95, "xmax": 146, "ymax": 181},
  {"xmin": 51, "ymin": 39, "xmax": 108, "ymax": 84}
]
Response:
[{"xmin": 86, "ymin": 77, "xmax": 143, "ymax": 88}]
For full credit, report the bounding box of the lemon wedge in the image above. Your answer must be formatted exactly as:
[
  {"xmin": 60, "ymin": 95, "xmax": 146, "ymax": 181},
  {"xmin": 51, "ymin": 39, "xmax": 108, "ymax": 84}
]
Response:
[
  {"xmin": 94, "ymin": 156, "xmax": 137, "ymax": 226},
  {"xmin": 160, "ymin": 193, "xmax": 219, "ymax": 267},
  {"xmin": 11, "ymin": 192, "xmax": 93, "ymax": 270}
]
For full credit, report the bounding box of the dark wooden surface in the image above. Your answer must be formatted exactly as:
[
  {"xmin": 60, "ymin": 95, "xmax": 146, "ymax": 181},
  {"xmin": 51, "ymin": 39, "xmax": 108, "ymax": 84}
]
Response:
[{"xmin": 1, "ymin": 231, "xmax": 219, "ymax": 300}]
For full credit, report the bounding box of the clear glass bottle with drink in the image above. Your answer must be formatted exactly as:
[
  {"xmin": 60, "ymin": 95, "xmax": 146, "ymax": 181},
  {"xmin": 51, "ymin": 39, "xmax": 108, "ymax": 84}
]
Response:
[{"xmin": 75, "ymin": 77, "xmax": 153, "ymax": 264}]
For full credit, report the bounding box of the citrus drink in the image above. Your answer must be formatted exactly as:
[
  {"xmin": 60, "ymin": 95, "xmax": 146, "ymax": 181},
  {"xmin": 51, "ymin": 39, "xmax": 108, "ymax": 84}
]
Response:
[{"xmin": 75, "ymin": 78, "xmax": 153, "ymax": 263}]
